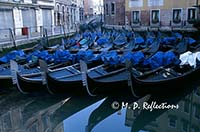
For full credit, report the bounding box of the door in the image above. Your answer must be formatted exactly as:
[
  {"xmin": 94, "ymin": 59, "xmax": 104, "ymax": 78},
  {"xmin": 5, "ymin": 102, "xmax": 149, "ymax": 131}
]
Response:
[{"xmin": 0, "ymin": 8, "xmax": 14, "ymax": 40}]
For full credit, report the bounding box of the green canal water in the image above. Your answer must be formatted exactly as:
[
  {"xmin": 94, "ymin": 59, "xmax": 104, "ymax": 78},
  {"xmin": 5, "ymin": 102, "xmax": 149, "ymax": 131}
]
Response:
[{"xmin": 0, "ymin": 84, "xmax": 200, "ymax": 132}]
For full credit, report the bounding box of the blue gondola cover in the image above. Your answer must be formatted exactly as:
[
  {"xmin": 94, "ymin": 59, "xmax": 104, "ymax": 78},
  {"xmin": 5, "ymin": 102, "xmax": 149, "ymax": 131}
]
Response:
[
  {"xmin": 120, "ymin": 51, "xmax": 145, "ymax": 65},
  {"xmin": 0, "ymin": 50, "xmax": 25, "ymax": 63}
]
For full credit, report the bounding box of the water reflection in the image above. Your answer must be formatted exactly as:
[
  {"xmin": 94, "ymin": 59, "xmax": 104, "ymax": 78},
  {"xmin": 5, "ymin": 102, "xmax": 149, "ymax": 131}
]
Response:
[
  {"xmin": 0, "ymin": 84, "xmax": 200, "ymax": 132},
  {"xmin": 129, "ymin": 86, "xmax": 200, "ymax": 132}
]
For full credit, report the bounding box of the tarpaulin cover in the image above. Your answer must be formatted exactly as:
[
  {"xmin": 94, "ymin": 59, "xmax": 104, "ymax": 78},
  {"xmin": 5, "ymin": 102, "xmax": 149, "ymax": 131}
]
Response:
[
  {"xmin": 113, "ymin": 35, "xmax": 127, "ymax": 46},
  {"xmin": 26, "ymin": 50, "xmax": 53, "ymax": 63},
  {"xmin": 83, "ymin": 32, "xmax": 90, "ymax": 38},
  {"xmin": 173, "ymin": 32, "xmax": 182, "ymax": 40},
  {"xmin": 68, "ymin": 39, "xmax": 76, "ymax": 45},
  {"xmin": 120, "ymin": 51, "xmax": 145, "ymax": 65},
  {"xmin": 135, "ymin": 36, "xmax": 145, "ymax": 44},
  {"xmin": 96, "ymin": 37, "xmax": 109, "ymax": 45},
  {"xmin": 76, "ymin": 50, "xmax": 95, "ymax": 63},
  {"xmin": 79, "ymin": 39, "xmax": 88, "ymax": 45},
  {"xmin": 146, "ymin": 37, "xmax": 154, "ymax": 45},
  {"xmin": 143, "ymin": 51, "xmax": 179, "ymax": 69},
  {"xmin": 162, "ymin": 37, "xmax": 176, "ymax": 45},
  {"xmin": 53, "ymin": 49, "xmax": 73, "ymax": 63},
  {"xmin": 186, "ymin": 37, "xmax": 196, "ymax": 45},
  {"xmin": 0, "ymin": 50, "xmax": 25, "ymax": 63},
  {"xmin": 99, "ymin": 50, "xmax": 120, "ymax": 65},
  {"xmin": 126, "ymin": 32, "xmax": 133, "ymax": 38},
  {"xmin": 97, "ymin": 31, "xmax": 103, "ymax": 37}
]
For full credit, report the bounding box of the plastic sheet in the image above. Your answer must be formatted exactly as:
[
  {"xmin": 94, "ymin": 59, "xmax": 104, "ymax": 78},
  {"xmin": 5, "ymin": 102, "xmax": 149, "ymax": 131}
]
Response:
[
  {"xmin": 100, "ymin": 50, "xmax": 120, "ymax": 65},
  {"xmin": 144, "ymin": 51, "xmax": 179, "ymax": 69},
  {"xmin": 0, "ymin": 50, "xmax": 25, "ymax": 63},
  {"xmin": 180, "ymin": 51, "xmax": 200, "ymax": 68},
  {"xmin": 120, "ymin": 51, "xmax": 145, "ymax": 65}
]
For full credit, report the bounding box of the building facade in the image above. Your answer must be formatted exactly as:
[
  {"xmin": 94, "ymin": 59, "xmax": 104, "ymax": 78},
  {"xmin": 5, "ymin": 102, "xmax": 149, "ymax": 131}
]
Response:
[
  {"xmin": 0, "ymin": 0, "xmax": 84, "ymax": 44},
  {"xmin": 126, "ymin": 0, "xmax": 200, "ymax": 27},
  {"xmin": 103, "ymin": 0, "xmax": 200, "ymax": 28},
  {"xmin": 0, "ymin": 0, "xmax": 54, "ymax": 40},
  {"xmin": 84, "ymin": 0, "xmax": 94, "ymax": 18},
  {"xmin": 103, "ymin": 0, "xmax": 125, "ymax": 25}
]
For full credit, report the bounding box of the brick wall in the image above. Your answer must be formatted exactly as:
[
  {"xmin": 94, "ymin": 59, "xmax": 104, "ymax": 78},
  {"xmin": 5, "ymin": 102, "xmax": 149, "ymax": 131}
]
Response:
[
  {"xmin": 125, "ymin": 8, "xmax": 191, "ymax": 27},
  {"xmin": 104, "ymin": 0, "xmax": 125, "ymax": 25},
  {"xmin": 141, "ymin": 10, "xmax": 150, "ymax": 26}
]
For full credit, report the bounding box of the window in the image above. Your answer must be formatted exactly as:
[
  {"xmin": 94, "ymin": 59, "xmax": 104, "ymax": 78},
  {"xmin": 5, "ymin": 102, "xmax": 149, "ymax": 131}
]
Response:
[
  {"xmin": 151, "ymin": 10, "xmax": 159, "ymax": 24},
  {"xmin": 111, "ymin": 2, "xmax": 115, "ymax": 15},
  {"xmin": 184, "ymin": 100, "xmax": 190, "ymax": 113},
  {"xmin": 62, "ymin": 6, "xmax": 65, "ymax": 23},
  {"xmin": 56, "ymin": 5, "xmax": 61, "ymax": 25},
  {"xmin": 188, "ymin": 8, "xmax": 197, "ymax": 23},
  {"xmin": 148, "ymin": 0, "xmax": 164, "ymax": 6},
  {"xmin": 132, "ymin": 11, "xmax": 140, "ymax": 24},
  {"xmin": 194, "ymin": 105, "xmax": 200, "ymax": 119},
  {"xmin": 195, "ymin": 88, "xmax": 200, "ymax": 96},
  {"xmin": 173, "ymin": 9, "xmax": 181, "ymax": 23},
  {"xmin": 182, "ymin": 120, "xmax": 189, "ymax": 132},
  {"xmin": 105, "ymin": 3, "xmax": 109, "ymax": 15},
  {"xmin": 66, "ymin": 8, "xmax": 69, "ymax": 22},
  {"xmin": 168, "ymin": 117, "xmax": 177, "ymax": 128},
  {"xmin": 191, "ymin": 127, "xmax": 199, "ymax": 132}
]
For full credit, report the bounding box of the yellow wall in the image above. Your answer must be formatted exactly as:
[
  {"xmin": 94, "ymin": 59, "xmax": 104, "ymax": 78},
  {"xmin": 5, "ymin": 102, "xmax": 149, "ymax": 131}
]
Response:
[{"xmin": 126, "ymin": 0, "xmax": 197, "ymax": 11}]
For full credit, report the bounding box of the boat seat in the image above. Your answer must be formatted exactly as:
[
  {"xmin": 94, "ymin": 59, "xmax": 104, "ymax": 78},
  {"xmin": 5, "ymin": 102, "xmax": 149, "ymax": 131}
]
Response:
[
  {"xmin": 155, "ymin": 66, "xmax": 182, "ymax": 79},
  {"xmin": 93, "ymin": 67, "xmax": 108, "ymax": 75},
  {"xmin": 66, "ymin": 66, "xmax": 80, "ymax": 74}
]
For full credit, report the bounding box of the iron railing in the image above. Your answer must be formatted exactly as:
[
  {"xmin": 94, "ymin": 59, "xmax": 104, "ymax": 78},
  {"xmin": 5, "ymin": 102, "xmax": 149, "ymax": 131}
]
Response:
[{"xmin": 0, "ymin": 25, "xmax": 76, "ymax": 47}]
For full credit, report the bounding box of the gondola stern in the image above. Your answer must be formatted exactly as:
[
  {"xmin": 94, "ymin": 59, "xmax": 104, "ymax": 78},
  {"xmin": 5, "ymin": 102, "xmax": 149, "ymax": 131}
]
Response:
[
  {"xmin": 39, "ymin": 59, "xmax": 54, "ymax": 94},
  {"xmin": 80, "ymin": 60, "xmax": 96, "ymax": 97},
  {"xmin": 45, "ymin": 73, "xmax": 56, "ymax": 95},
  {"xmin": 10, "ymin": 60, "xmax": 28, "ymax": 94},
  {"xmin": 125, "ymin": 60, "xmax": 141, "ymax": 98}
]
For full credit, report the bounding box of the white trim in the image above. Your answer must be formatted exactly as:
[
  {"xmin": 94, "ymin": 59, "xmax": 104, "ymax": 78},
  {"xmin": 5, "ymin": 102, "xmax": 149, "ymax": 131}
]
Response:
[
  {"xmin": 61, "ymin": 5, "xmax": 65, "ymax": 12},
  {"xmin": 56, "ymin": 3, "xmax": 60, "ymax": 11},
  {"xmin": 150, "ymin": 9, "xmax": 160, "ymax": 26}
]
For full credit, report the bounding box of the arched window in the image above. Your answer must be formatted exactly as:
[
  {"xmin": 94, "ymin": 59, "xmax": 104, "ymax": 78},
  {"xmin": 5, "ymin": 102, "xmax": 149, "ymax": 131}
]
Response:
[
  {"xmin": 57, "ymin": 4, "xmax": 61, "ymax": 25},
  {"xmin": 62, "ymin": 6, "xmax": 65, "ymax": 24}
]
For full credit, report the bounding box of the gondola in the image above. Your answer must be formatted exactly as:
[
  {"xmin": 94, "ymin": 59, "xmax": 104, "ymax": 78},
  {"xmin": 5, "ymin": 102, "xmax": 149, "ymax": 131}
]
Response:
[
  {"xmin": 11, "ymin": 60, "xmax": 81, "ymax": 94},
  {"xmin": 1, "ymin": 36, "xmax": 99, "ymax": 89},
  {"xmin": 12, "ymin": 39, "xmax": 140, "ymax": 95},
  {"xmin": 0, "ymin": 62, "xmax": 41, "ymax": 88},
  {"xmin": 45, "ymin": 61, "xmax": 125, "ymax": 95},
  {"xmin": 7, "ymin": 29, "xmax": 192, "ymax": 95},
  {"xmin": 82, "ymin": 37, "xmax": 163, "ymax": 96},
  {"xmin": 127, "ymin": 51, "xmax": 200, "ymax": 97},
  {"xmin": 83, "ymin": 37, "xmax": 194, "ymax": 97},
  {"xmin": 13, "ymin": 47, "xmax": 122, "ymax": 94}
]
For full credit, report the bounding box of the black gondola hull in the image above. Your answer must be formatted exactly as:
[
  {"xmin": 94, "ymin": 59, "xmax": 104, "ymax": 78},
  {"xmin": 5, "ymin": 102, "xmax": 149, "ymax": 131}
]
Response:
[
  {"xmin": 85, "ymin": 69, "xmax": 132, "ymax": 96},
  {"xmin": 131, "ymin": 66, "xmax": 200, "ymax": 96},
  {"xmin": 0, "ymin": 77, "xmax": 13, "ymax": 88},
  {"xmin": 16, "ymin": 73, "xmax": 45, "ymax": 93},
  {"xmin": 46, "ymin": 73, "xmax": 87, "ymax": 95}
]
